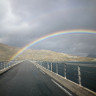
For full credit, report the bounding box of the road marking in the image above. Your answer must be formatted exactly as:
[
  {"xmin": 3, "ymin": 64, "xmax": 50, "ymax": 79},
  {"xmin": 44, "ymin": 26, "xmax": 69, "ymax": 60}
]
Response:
[
  {"xmin": 40, "ymin": 70, "xmax": 45, "ymax": 74},
  {"xmin": 51, "ymin": 79, "xmax": 73, "ymax": 96},
  {"xmin": 35, "ymin": 65, "xmax": 38, "ymax": 68}
]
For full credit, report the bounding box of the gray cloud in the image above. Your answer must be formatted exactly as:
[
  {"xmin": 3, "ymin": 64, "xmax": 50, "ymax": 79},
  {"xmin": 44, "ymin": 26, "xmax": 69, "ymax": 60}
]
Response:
[{"xmin": 0, "ymin": 0, "xmax": 96, "ymax": 57}]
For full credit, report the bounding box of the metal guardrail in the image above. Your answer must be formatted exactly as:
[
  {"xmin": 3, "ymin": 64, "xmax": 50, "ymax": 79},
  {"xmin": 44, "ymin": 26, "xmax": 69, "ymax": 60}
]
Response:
[
  {"xmin": 36, "ymin": 61, "xmax": 96, "ymax": 92},
  {"xmin": 0, "ymin": 61, "xmax": 19, "ymax": 70}
]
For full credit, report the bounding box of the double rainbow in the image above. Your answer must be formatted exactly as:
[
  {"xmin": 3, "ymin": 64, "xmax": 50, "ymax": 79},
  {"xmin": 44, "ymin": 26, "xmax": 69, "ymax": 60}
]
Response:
[{"xmin": 10, "ymin": 29, "xmax": 96, "ymax": 61}]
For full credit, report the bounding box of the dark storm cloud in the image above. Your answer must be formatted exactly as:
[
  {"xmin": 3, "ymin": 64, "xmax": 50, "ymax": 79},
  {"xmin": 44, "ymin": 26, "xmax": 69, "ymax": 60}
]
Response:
[
  {"xmin": 0, "ymin": 0, "xmax": 96, "ymax": 56},
  {"xmin": 31, "ymin": 34, "xmax": 96, "ymax": 56}
]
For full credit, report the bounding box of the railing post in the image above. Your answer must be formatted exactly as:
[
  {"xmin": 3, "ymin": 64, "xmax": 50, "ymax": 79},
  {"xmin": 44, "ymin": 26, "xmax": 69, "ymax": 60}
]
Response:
[
  {"xmin": 4, "ymin": 62, "xmax": 5, "ymax": 69},
  {"xmin": 41, "ymin": 62, "xmax": 42, "ymax": 66},
  {"xmin": 2, "ymin": 62, "xmax": 3, "ymax": 69},
  {"xmin": 5, "ymin": 62, "xmax": 6, "ymax": 68},
  {"xmin": 64, "ymin": 64, "xmax": 66, "ymax": 79},
  {"xmin": 46, "ymin": 62, "xmax": 48, "ymax": 69},
  {"xmin": 0, "ymin": 62, "xmax": 2, "ymax": 70},
  {"xmin": 44, "ymin": 62, "xmax": 45, "ymax": 68},
  {"xmin": 78, "ymin": 66, "xmax": 81, "ymax": 86},
  {"xmin": 51, "ymin": 63, "xmax": 52, "ymax": 72},
  {"xmin": 42, "ymin": 62, "xmax": 43, "ymax": 67},
  {"xmin": 7, "ymin": 62, "xmax": 8, "ymax": 68},
  {"xmin": 7, "ymin": 62, "xmax": 9, "ymax": 67},
  {"xmin": 9, "ymin": 62, "xmax": 10, "ymax": 67},
  {"xmin": 56, "ymin": 63, "xmax": 58, "ymax": 74},
  {"xmin": 0, "ymin": 62, "xmax": 1, "ymax": 70},
  {"xmin": 48, "ymin": 63, "xmax": 49, "ymax": 70}
]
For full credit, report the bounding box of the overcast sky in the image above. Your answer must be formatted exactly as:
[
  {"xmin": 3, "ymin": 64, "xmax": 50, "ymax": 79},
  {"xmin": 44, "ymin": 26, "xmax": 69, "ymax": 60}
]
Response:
[{"xmin": 0, "ymin": 0, "xmax": 96, "ymax": 57}]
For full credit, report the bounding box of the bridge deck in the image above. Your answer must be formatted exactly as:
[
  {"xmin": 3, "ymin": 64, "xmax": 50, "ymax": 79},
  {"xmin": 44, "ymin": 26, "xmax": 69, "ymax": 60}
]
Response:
[{"xmin": 0, "ymin": 61, "xmax": 73, "ymax": 96}]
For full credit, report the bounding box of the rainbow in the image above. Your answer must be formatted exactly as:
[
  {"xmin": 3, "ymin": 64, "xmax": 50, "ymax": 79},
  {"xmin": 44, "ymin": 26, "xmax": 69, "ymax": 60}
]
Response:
[{"xmin": 10, "ymin": 29, "xmax": 96, "ymax": 61}]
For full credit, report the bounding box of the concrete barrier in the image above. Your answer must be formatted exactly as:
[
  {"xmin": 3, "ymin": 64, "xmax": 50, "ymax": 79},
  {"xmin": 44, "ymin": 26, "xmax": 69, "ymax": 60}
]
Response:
[
  {"xmin": 0, "ymin": 61, "xmax": 24, "ymax": 75},
  {"xmin": 32, "ymin": 62, "xmax": 96, "ymax": 96}
]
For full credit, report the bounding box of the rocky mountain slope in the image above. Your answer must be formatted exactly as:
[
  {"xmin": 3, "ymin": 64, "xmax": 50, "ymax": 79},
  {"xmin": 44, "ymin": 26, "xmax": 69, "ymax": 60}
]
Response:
[{"xmin": 0, "ymin": 43, "xmax": 95, "ymax": 62}]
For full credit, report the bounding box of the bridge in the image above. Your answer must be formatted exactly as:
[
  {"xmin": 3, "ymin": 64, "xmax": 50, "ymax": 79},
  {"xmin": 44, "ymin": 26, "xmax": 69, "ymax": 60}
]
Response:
[{"xmin": 0, "ymin": 60, "xmax": 96, "ymax": 96}]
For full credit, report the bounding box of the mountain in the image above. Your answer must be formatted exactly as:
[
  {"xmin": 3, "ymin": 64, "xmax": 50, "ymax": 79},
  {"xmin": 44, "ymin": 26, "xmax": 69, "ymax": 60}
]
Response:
[
  {"xmin": 0, "ymin": 43, "xmax": 96, "ymax": 62},
  {"xmin": 0, "ymin": 43, "xmax": 19, "ymax": 61},
  {"xmin": 87, "ymin": 54, "xmax": 96, "ymax": 58}
]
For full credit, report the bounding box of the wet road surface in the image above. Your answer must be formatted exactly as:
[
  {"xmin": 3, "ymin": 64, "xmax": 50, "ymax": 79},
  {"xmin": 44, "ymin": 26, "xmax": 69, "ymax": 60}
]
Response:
[{"xmin": 0, "ymin": 61, "xmax": 73, "ymax": 96}]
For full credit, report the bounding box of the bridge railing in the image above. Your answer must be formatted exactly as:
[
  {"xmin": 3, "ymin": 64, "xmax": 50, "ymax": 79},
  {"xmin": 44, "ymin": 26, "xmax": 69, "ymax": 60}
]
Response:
[
  {"xmin": 0, "ymin": 61, "xmax": 19, "ymax": 70},
  {"xmin": 36, "ymin": 61, "xmax": 96, "ymax": 92}
]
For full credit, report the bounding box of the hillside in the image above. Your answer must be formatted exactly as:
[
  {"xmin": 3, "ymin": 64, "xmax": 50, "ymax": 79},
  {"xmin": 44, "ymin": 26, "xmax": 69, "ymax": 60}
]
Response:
[
  {"xmin": 0, "ymin": 43, "xmax": 95, "ymax": 62},
  {"xmin": 17, "ymin": 50, "xmax": 95, "ymax": 62},
  {"xmin": 0, "ymin": 43, "xmax": 19, "ymax": 61}
]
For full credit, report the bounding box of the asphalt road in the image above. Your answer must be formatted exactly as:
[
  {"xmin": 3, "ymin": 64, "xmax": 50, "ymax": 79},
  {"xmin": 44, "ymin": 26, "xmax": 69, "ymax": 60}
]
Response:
[{"xmin": 0, "ymin": 61, "xmax": 73, "ymax": 96}]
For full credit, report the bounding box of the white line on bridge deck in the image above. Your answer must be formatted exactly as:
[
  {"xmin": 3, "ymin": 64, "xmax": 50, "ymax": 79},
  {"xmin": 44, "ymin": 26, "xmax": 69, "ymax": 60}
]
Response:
[
  {"xmin": 40, "ymin": 69, "xmax": 45, "ymax": 74},
  {"xmin": 51, "ymin": 79, "xmax": 73, "ymax": 96}
]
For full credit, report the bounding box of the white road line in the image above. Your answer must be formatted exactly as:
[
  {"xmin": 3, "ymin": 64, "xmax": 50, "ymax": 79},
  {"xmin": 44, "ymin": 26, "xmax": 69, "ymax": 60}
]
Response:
[
  {"xmin": 35, "ymin": 66, "xmax": 38, "ymax": 68},
  {"xmin": 40, "ymin": 70, "xmax": 45, "ymax": 74},
  {"xmin": 51, "ymin": 79, "xmax": 73, "ymax": 96}
]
